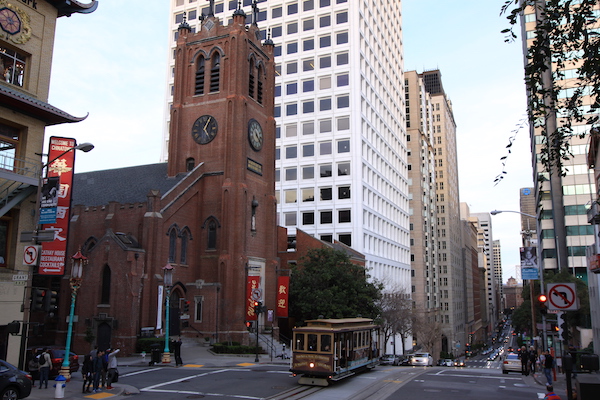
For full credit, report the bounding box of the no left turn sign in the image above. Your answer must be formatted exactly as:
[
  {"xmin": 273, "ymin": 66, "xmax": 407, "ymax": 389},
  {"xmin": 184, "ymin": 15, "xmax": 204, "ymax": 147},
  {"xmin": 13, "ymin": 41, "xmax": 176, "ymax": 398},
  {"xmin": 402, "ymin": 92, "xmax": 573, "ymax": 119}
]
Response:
[{"xmin": 547, "ymin": 283, "xmax": 579, "ymax": 311}]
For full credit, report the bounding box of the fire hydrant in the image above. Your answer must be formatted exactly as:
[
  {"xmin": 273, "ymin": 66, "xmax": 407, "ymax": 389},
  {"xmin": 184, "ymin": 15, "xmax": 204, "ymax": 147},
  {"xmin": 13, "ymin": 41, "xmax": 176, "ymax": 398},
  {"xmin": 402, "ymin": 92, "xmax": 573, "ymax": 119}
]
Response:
[{"xmin": 54, "ymin": 375, "xmax": 66, "ymax": 399}]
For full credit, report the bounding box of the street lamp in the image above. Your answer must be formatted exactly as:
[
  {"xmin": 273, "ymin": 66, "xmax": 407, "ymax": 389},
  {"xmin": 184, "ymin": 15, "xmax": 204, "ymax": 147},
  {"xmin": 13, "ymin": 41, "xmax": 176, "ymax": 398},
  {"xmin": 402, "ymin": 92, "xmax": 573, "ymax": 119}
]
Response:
[
  {"xmin": 162, "ymin": 263, "xmax": 174, "ymax": 363},
  {"xmin": 59, "ymin": 249, "xmax": 88, "ymax": 379}
]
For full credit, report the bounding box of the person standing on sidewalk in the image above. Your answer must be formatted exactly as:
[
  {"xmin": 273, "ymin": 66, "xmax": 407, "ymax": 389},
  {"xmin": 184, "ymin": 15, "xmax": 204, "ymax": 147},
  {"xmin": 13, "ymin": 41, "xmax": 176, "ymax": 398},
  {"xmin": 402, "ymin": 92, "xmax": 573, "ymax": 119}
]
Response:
[
  {"xmin": 27, "ymin": 355, "xmax": 39, "ymax": 388},
  {"xmin": 106, "ymin": 348, "xmax": 120, "ymax": 389},
  {"xmin": 543, "ymin": 350, "xmax": 555, "ymax": 386},
  {"xmin": 519, "ymin": 346, "xmax": 529, "ymax": 376},
  {"xmin": 38, "ymin": 348, "xmax": 51, "ymax": 389},
  {"xmin": 92, "ymin": 350, "xmax": 104, "ymax": 393},
  {"xmin": 543, "ymin": 385, "xmax": 562, "ymax": 400}
]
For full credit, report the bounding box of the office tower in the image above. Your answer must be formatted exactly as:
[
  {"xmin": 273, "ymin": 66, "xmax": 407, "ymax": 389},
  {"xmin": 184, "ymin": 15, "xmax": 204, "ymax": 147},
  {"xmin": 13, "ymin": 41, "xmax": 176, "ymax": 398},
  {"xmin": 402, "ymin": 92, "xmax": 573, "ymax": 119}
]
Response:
[
  {"xmin": 519, "ymin": 187, "xmax": 538, "ymax": 246},
  {"xmin": 521, "ymin": 3, "xmax": 598, "ymax": 279},
  {"xmin": 493, "ymin": 240, "xmax": 503, "ymax": 309},
  {"xmin": 405, "ymin": 71, "xmax": 439, "ymax": 342},
  {"xmin": 166, "ymin": 1, "xmax": 410, "ymax": 302},
  {"xmin": 420, "ymin": 69, "xmax": 465, "ymax": 355},
  {"xmin": 471, "ymin": 212, "xmax": 499, "ymax": 330}
]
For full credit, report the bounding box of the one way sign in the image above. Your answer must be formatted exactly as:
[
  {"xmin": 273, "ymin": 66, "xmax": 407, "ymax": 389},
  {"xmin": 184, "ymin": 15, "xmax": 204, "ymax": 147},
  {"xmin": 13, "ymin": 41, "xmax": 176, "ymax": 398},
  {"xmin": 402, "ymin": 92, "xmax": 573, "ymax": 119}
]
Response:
[{"xmin": 547, "ymin": 283, "xmax": 579, "ymax": 311}]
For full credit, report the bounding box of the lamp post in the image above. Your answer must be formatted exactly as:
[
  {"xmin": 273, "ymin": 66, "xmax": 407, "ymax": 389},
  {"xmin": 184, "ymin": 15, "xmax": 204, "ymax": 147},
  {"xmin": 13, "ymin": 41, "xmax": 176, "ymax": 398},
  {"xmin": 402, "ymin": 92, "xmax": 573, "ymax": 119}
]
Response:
[
  {"xmin": 490, "ymin": 209, "xmax": 545, "ymax": 350},
  {"xmin": 59, "ymin": 249, "xmax": 88, "ymax": 379},
  {"xmin": 162, "ymin": 263, "xmax": 174, "ymax": 363}
]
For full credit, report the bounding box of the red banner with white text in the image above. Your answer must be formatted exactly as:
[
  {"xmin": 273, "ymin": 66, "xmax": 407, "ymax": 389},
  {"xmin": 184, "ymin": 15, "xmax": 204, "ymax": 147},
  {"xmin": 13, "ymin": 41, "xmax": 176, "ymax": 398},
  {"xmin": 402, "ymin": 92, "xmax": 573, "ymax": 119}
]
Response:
[
  {"xmin": 39, "ymin": 137, "xmax": 76, "ymax": 275},
  {"xmin": 276, "ymin": 276, "xmax": 289, "ymax": 317}
]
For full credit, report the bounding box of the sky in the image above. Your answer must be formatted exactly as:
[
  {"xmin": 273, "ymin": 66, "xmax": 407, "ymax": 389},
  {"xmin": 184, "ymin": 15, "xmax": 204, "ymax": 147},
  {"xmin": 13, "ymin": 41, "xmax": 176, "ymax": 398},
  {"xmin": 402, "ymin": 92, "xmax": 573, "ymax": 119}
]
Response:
[{"xmin": 46, "ymin": 0, "xmax": 533, "ymax": 284}]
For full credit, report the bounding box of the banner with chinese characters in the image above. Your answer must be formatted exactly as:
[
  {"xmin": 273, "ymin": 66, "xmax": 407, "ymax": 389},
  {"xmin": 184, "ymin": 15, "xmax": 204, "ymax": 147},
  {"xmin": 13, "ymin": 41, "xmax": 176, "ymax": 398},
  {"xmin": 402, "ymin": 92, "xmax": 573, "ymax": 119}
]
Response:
[
  {"xmin": 246, "ymin": 275, "xmax": 261, "ymax": 321},
  {"xmin": 39, "ymin": 137, "xmax": 76, "ymax": 275},
  {"xmin": 276, "ymin": 276, "xmax": 289, "ymax": 317}
]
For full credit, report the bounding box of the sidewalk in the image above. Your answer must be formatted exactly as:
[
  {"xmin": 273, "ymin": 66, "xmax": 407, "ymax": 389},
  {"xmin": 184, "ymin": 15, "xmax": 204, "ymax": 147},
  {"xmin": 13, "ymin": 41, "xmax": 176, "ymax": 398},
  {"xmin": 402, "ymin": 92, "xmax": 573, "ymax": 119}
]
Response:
[
  {"xmin": 522, "ymin": 368, "xmax": 570, "ymax": 398},
  {"xmin": 26, "ymin": 342, "xmax": 290, "ymax": 400}
]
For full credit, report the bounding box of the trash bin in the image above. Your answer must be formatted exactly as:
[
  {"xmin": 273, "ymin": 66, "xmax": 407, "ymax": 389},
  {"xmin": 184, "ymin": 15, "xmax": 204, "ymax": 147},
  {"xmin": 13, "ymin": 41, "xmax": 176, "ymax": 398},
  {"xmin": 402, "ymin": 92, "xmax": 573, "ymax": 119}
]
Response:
[
  {"xmin": 150, "ymin": 344, "xmax": 161, "ymax": 366},
  {"xmin": 54, "ymin": 375, "xmax": 66, "ymax": 399},
  {"xmin": 580, "ymin": 353, "xmax": 600, "ymax": 371}
]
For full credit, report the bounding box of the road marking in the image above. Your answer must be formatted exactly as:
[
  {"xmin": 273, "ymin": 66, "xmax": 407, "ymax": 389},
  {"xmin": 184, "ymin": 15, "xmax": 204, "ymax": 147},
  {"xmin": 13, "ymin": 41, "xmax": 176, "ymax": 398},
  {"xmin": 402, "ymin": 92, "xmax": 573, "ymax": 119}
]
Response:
[
  {"xmin": 121, "ymin": 367, "xmax": 162, "ymax": 377},
  {"xmin": 141, "ymin": 368, "xmax": 230, "ymax": 391},
  {"xmin": 238, "ymin": 362, "xmax": 255, "ymax": 366},
  {"xmin": 183, "ymin": 364, "xmax": 204, "ymax": 368},
  {"xmin": 431, "ymin": 372, "xmax": 522, "ymax": 380},
  {"xmin": 84, "ymin": 393, "xmax": 113, "ymax": 399},
  {"xmin": 142, "ymin": 389, "xmax": 261, "ymax": 399}
]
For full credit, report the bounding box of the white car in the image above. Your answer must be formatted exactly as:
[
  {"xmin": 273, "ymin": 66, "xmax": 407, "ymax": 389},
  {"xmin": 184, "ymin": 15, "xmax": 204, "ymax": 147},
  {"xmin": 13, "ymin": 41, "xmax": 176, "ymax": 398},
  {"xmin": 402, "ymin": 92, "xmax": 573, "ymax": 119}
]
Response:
[{"xmin": 411, "ymin": 353, "xmax": 434, "ymax": 366}]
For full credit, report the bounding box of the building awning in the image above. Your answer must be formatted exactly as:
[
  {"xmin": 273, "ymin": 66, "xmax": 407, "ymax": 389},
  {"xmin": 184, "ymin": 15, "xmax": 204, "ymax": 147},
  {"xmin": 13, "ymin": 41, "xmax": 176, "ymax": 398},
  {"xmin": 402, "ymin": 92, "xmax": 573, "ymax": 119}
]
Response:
[
  {"xmin": 0, "ymin": 84, "xmax": 87, "ymax": 126},
  {"xmin": 47, "ymin": 0, "xmax": 99, "ymax": 17}
]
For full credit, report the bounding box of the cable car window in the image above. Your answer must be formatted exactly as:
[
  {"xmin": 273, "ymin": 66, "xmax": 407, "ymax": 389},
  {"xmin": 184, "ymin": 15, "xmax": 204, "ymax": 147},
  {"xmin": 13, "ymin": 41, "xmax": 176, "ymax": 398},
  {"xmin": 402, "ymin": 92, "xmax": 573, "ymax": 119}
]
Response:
[
  {"xmin": 295, "ymin": 333, "xmax": 305, "ymax": 350},
  {"xmin": 321, "ymin": 334, "xmax": 331, "ymax": 352},
  {"xmin": 308, "ymin": 334, "xmax": 318, "ymax": 351}
]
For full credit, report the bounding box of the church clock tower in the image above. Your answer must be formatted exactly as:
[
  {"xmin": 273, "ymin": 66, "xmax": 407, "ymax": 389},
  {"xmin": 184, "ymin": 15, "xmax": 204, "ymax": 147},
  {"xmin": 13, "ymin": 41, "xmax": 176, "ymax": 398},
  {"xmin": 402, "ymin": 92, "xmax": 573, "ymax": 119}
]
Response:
[{"xmin": 167, "ymin": 2, "xmax": 278, "ymax": 343}]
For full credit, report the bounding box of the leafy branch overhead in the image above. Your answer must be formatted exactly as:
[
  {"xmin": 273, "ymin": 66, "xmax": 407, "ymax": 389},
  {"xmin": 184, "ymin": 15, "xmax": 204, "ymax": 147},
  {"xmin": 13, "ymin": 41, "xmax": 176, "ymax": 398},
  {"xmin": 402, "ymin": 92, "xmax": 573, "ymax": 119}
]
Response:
[
  {"xmin": 494, "ymin": 116, "xmax": 528, "ymax": 185},
  {"xmin": 500, "ymin": 0, "xmax": 599, "ymax": 177}
]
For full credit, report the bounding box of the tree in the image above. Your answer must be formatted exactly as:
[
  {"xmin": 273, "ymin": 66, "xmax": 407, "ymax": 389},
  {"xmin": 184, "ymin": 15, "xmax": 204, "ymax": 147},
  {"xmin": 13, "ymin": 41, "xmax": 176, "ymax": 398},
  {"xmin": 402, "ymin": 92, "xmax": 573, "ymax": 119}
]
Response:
[
  {"xmin": 289, "ymin": 248, "xmax": 383, "ymax": 325},
  {"xmin": 501, "ymin": 0, "xmax": 599, "ymax": 174},
  {"xmin": 378, "ymin": 289, "xmax": 413, "ymax": 355},
  {"xmin": 411, "ymin": 309, "xmax": 442, "ymax": 355}
]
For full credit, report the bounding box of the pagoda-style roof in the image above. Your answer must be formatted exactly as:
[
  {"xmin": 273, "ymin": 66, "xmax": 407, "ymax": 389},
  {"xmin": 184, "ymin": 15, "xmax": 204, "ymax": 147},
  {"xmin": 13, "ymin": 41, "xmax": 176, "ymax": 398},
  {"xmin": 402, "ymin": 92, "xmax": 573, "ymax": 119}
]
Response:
[
  {"xmin": 48, "ymin": 0, "xmax": 99, "ymax": 17},
  {"xmin": 0, "ymin": 84, "xmax": 87, "ymax": 125}
]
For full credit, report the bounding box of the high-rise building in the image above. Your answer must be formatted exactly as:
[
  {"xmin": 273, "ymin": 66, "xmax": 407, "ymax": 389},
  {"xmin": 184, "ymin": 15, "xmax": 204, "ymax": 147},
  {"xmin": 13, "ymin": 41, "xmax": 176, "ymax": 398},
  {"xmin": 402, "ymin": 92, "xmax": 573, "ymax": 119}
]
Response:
[
  {"xmin": 492, "ymin": 239, "xmax": 503, "ymax": 309},
  {"xmin": 471, "ymin": 212, "xmax": 499, "ymax": 330},
  {"xmin": 166, "ymin": 1, "xmax": 410, "ymax": 313},
  {"xmin": 421, "ymin": 69, "xmax": 465, "ymax": 355},
  {"xmin": 405, "ymin": 71, "xmax": 439, "ymax": 350},
  {"xmin": 521, "ymin": 3, "xmax": 598, "ymax": 280}
]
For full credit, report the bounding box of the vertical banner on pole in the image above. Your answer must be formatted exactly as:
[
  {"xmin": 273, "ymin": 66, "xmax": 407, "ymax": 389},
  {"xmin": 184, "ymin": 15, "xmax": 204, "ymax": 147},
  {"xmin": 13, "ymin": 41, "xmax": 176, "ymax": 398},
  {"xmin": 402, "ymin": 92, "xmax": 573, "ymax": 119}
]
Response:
[
  {"xmin": 246, "ymin": 276, "xmax": 260, "ymax": 321},
  {"xmin": 276, "ymin": 276, "xmax": 289, "ymax": 317},
  {"xmin": 39, "ymin": 137, "xmax": 76, "ymax": 275}
]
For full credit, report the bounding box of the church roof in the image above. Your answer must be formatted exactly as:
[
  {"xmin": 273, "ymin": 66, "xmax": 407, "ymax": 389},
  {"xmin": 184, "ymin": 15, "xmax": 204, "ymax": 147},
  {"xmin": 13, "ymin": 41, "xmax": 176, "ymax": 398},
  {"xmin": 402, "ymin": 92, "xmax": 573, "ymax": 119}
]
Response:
[{"xmin": 72, "ymin": 163, "xmax": 187, "ymax": 207}]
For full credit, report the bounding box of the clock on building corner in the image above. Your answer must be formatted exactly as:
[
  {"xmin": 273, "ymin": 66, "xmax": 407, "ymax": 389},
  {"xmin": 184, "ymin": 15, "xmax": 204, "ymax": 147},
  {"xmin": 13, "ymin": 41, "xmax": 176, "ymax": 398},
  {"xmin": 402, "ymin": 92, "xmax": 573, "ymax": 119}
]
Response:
[
  {"xmin": 0, "ymin": 3, "xmax": 31, "ymax": 44},
  {"xmin": 248, "ymin": 119, "xmax": 263, "ymax": 151},
  {"xmin": 191, "ymin": 115, "xmax": 218, "ymax": 144}
]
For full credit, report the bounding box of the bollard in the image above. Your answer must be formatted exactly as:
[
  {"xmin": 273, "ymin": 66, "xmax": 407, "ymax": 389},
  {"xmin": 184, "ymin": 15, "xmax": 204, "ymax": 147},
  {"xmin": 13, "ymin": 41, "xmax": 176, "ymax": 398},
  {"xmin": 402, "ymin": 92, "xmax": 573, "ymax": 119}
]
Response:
[{"xmin": 54, "ymin": 375, "xmax": 66, "ymax": 399}]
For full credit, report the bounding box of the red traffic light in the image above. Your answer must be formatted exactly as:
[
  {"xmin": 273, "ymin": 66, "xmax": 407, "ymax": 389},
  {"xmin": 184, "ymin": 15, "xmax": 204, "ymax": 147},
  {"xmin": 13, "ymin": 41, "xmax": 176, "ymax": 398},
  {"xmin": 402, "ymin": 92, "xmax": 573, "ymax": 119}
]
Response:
[
  {"xmin": 538, "ymin": 294, "xmax": 547, "ymax": 303},
  {"xmin": 253, "ymin": 301, "xmax": 259, "ymax": 307}
]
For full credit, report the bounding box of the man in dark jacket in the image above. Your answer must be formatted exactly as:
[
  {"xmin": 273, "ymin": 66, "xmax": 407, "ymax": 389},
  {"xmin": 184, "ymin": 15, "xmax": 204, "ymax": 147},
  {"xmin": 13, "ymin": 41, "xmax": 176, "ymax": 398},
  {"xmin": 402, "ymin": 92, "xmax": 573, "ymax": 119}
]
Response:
[
  {"xmin": 519, "ymin": 346, "xmax": 529, "ymax": 376},
  {"xmin": 92, "ymin": 350, "xmax": 104, "ymax": 393}
]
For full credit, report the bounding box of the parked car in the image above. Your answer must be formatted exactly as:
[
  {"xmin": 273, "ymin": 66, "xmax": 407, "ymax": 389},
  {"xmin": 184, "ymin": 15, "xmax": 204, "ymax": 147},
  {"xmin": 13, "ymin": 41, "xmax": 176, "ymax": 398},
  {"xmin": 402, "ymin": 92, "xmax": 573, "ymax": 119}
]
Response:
[
  {"xmin": 26, "ymin": 347, "xmax": 79, "ymax": 377},
  {"xmin": 410, "ymin": 353, "xmax": 433, "ymax": 366},
  {"xmin": 399, "ymin": 355, "xmax": 411, "ymax": 366},
  {"xmin": 502, "ymin": 353, "xmax": 522, "ymax": 374},
  {"xmin": 0, "ymin": 359, "xmax": 32, "ymax": 399},
  {"xmin": 380, "ymin": 354, "xmax": 400, "ymax": 366}
]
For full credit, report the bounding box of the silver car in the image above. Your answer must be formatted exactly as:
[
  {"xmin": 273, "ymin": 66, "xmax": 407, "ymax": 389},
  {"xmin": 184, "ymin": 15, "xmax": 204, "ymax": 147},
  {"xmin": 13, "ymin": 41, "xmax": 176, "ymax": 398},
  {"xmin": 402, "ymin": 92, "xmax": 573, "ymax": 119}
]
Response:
[
  {"xmin": 411, "ymin": 353, "xmax": 433, "ymax": 366},
  {"xmin": 502, "ymin": 353, "xmax": 522, "ymax": 374}
]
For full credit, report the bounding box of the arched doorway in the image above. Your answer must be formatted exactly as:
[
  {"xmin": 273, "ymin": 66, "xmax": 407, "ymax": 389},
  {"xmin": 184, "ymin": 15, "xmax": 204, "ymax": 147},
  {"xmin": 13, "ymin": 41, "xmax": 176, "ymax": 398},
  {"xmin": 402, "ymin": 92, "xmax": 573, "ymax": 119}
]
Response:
[
  {"xmin": 169, "ymin": 289, "xmax": 182, "ymax": 337},
  {"xmin": 97, "ymin": 322, "xmax": 112, "ymax": 351}
]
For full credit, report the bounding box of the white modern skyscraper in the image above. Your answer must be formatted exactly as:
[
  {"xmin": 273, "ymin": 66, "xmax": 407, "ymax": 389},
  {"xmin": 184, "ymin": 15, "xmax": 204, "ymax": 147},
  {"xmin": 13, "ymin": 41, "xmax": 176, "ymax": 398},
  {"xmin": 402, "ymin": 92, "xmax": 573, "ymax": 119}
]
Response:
[{"xmin": 165, "ymin": 1, "xmax": 410, "ymax": 295}]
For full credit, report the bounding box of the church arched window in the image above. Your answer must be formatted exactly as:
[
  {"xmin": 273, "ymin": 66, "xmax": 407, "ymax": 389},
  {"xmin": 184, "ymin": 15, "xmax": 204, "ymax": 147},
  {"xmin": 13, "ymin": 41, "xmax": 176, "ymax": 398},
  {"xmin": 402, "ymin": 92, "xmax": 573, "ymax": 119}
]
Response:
[
  {"xmin": 209, "ymin": 53, "xmax": 220, "ymax": 93},
  {"xmin": 101, "ymin": 265, "xmax": 111, "ymax": 304},
  {"xmin": 168, "ymin": 228, "xmax": 178, "ymax": 262},
  {"xmin": 180, "ymin": 227, "xmax": 191, "ymax": 265},
  {"xmin": 257, "ymin": 64, "xmax": 263, "ymax": 104},
  {"xmin": 207, "ymin": 220, "xmax": 217, "ymax": 249},
  {"xmin": 248, "ymin": 59, "xmax": 255, "ymax": 99},
  {"xmin": 195, "ymin": 56, "xmax": 205, "ymax": 95}
]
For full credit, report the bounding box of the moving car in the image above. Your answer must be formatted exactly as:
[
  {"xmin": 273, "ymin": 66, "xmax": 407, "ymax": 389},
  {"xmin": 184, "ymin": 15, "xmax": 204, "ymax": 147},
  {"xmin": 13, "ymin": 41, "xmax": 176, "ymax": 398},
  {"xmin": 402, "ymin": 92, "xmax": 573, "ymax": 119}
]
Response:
[
  {"xmin": 454, "ymin": 359, "xmax": 466, "ymax": 367},
  {"xmin": 379, "ymin": 354, "xmax": 400, "ymax": 366},
  {"xmin": 0, "ymin": 359, "xmax": 32, "ymax": 399},
  {"xmin": 442, "ymin": 359, "xmax": 454, "ymax": 367},
  {"xmin": 502, "ymin": 353, "xmax": 522, "ymax": 374},
  {"xmin": 27, "ymin": 347, "xmax": 79, "ymax": 377},
  {"xmin": 410, "ymin": 353, "xmax": 433, "ymax": 366}
]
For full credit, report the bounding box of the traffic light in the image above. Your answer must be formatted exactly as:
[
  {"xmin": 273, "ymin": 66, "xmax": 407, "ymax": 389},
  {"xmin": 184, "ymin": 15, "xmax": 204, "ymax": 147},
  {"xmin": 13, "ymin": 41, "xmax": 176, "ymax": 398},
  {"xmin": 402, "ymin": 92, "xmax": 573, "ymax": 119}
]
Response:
[
  {"xmin": 558, "ymin": 312, "xmax": 569, "ymax": 343},
  {"xmin": 32, "ymin": 288, "xmax": 45, "ymax": 311},
  {"xmin": 538, "ymin": 294, "xmax": 548, "ymax": 315},
  {"xmin": 183, "ymin": 300, "xmax": 190, "ymax": 313},
  {"xmin": 253, "ymin": 301, "xmax": 266, "ymax": 314},
  {"xmin": 44, "ymin": 290, "xmax": 58, "ymax": 313}
]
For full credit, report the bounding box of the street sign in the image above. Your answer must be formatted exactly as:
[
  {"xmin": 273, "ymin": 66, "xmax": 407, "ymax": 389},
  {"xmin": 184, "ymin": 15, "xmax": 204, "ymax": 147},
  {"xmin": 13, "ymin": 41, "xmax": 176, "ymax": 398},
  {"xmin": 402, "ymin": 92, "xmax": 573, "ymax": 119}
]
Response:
[
  {"xmin": 547, "ymin": 283, "xmax": 579, "ymax": 311},
  {"xmin": 20, "ymin": 230, "xmax": 56, "ymax": 243},
  {"xmin": 23, "ymin": 245, "xmax": 41, "ymax": 266}
]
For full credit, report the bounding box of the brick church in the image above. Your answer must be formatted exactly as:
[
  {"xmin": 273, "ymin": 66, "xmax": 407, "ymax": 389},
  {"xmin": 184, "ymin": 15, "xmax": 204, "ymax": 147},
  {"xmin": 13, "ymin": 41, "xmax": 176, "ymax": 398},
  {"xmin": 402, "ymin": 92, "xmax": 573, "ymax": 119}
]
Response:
[{"xmin": 54, "ymin": 6, "xmax": 280, "ymax": 354}]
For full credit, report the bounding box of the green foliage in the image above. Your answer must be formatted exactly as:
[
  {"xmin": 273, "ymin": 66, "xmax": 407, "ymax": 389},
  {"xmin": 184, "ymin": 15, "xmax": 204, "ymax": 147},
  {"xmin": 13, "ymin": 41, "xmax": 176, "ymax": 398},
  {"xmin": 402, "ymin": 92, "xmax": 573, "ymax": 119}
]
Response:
[
  {"xmin": 501, "ymin": 0, "xmax": 599, "ymax": 175},
  {"xmin": 211, "ymin": 343, "xmax": 263, "ymax": 354},
  {"xmin": 289, "ymin": 248, "xmax": 383, "ymax": 325},
  {"xmin": 84, "ymin": 327, "xmax": 95, "ymax": 344}
]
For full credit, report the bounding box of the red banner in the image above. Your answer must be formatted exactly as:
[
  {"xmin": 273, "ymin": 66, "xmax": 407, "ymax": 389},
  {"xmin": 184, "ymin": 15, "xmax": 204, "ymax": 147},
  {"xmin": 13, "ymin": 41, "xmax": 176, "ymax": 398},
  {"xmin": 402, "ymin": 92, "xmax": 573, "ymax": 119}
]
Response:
[
  {"xmin": 39, "ymin": 137, "xmax": 76, "ymax": 275},
  {"xmin": 246, "ymin": 276, "xmax": 261, "ymax": 320},
  {"xmin": 276, "ymin": 276, "xmax": 289, "ymax": 317}
]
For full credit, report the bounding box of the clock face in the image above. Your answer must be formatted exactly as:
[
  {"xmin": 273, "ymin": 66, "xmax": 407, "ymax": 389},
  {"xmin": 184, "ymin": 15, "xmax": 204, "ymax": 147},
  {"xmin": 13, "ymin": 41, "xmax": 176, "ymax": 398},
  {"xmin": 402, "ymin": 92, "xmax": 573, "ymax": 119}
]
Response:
[
  {"xmin": 0, "ymin": 8, "xmax": 21, "ymax": 35},
  {"xmin": 191, "ymin": 115, "xmax": 218, "ymax": 144},
  {"xmin": 248, "ymin": 119, "xmax": 263, "ymax": 151}
]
